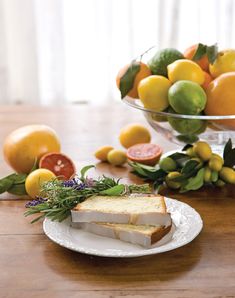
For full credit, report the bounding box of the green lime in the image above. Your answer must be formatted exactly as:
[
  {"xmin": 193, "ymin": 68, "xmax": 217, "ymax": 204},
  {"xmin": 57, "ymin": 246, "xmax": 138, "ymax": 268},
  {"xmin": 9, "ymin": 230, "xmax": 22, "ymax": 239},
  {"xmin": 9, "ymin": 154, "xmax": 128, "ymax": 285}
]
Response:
[
  {"xmin": 159, "ymin": 157, "xmax": 177, "ymax": 172},
  {"xmin": 167, "ymin": 108, "xmax": 205, "ymax": 135},
  {"xmin": 148, "ymin": 48, "xmax": 184, "ymax": 77},
  {"xmin": 168, "ymin": 81, "xmax": 207, "ymax": 115}
]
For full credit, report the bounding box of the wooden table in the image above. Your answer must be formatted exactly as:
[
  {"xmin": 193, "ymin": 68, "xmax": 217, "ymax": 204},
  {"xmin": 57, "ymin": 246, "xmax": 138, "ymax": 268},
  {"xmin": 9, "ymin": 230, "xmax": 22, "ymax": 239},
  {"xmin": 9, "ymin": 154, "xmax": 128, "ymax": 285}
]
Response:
[{"xmin": 1, "ymin": 104, "xmax": 235, "ymax": 298}]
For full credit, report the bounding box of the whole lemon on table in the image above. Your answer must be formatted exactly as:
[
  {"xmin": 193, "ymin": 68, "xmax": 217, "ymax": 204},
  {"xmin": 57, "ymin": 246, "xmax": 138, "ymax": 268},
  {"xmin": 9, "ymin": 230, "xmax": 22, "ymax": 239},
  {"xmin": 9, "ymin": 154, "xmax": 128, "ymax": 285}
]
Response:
[
  {"xmin": 209, "ymin": 49, "xmax": 235, "ymax": 78},
  {"xmin": 205, "ymin": 72, "xmax": 235, "ymax": 128},
  {"xmin": 119, "ymin": 124, "xmax": 151, "ymax": 149},
  {"xmin": 3, "ymin": 125, "xmax": 61, "ymax": 174},
  {"xmin": 167, "ymin": 59, "xmax": 205, "ymax": 85},
  {"xmin": 138, "ymin": 75, "xmax": 171, "ymax": 111},
  {"xmin": 116, "ymin": 62, "xmax": 151, "ymax": 99},
  {"xmin": 25, "ymin": 168, "xmax": 56, "ymax": 198}
]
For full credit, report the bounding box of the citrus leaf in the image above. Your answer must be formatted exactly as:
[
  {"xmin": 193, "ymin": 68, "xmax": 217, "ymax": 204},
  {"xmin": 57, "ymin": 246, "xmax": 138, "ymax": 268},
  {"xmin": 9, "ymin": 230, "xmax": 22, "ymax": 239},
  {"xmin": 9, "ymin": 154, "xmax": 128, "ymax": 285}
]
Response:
[
  {"xmin": 0, "ymin": 178, "xmax": 13, "ymax": 194},
  {"xmin": 181, "ymin": 160, "xmax": 199, "ymax": 175},
  {"xmin": 223, "ymin": 139, "xmax": 235, "ymax": 167},
  {"xmin": 8, "ymin": 183, "xmax": 27, "ymax": 195},
  {"xmin": 182, "ymin": 144, "xmax": 193, "ymax": 151},
  {"xmin": 180, "ymin": 168, "xmax": 205, "ymax": 192},
  {"xmin": 192, "ymin": 43, "xmax": 207, "ymax": 61},
  {"xmin": 206, "ymin": 44, "xmax": 218, "ymax": 64},
  {"xmin": 6, "ymin": 173, "xmax": 27, "ymax": 184},
  {"xmin": 119, "ymin": 61, "xmax": 141, "ymax": 99}
]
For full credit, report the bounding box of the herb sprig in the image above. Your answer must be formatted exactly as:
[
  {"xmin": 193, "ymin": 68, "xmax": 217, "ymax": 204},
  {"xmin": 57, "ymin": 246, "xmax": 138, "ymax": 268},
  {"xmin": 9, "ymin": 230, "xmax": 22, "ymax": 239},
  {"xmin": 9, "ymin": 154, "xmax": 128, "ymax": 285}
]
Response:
[{"xmin": 24, "ymin": 165, "xmax": 151, "ymax": 223}]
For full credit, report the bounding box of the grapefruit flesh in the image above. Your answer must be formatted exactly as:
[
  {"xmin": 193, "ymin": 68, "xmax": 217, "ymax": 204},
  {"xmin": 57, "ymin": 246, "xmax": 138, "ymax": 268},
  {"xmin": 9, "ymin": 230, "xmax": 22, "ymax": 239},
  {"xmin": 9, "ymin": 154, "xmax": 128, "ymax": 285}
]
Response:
[
  {"xmin": 39, "ymin": 152, "xmax": 76, "ymax": 180},
  {"xmin": 127, "ymin": 143, "xmax": 162, "ymax": 166}
]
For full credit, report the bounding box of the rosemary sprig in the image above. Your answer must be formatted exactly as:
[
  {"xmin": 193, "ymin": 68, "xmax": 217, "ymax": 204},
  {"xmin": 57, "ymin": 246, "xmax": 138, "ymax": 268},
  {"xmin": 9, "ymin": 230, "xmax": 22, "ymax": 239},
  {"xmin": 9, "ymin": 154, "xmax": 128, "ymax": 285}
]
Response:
[{"xmin": 24, "ymin": 165, "xmax": 151, "ymax": 223}]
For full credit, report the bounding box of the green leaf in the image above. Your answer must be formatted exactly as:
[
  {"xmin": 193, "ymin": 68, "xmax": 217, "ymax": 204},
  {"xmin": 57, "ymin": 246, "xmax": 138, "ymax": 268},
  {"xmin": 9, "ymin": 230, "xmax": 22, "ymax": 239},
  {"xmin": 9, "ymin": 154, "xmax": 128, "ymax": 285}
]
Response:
[
  {"xmin": 119, "ymin": 61, "xmax": 141, "ymax": 99},
  {"xmin": 8, "ymin": 183, "xmax": 27, "ymax": 195},
  {"xmin": 99, "ymin": 184, "xmax": 125, "ymax": 196},
  {"xmin": 6, "ymin": 173, "xmax": 27, "ymax": 184},
  {"xmin": 182, "ymin": 144, "xmax": 193, "ymax": 151},
  {"xmin": 80, "ymin": 165, "xmax": 94, "ymax": 179},
  {"xmin": 180, "ymin": 168, "xmax": 205, "ymax": 192},
  {"xmin": 181, "ymin": 160, "xmax": 199, "ymax": 175},
  {"xmin": 206, "ymin": 44, "xmax": 218, "ymax": 64},
  {"xmin": 192, "ymin": 43, "xmax": 207, "ymax": 61},
  {"xmin": 168, "ymin": 152, "xmax": 190, "ymax": 167},
  {"xmin": 223, "ymin": 139, "xmax": 235, "ymax": 167},
  {"xmin": 0, "ymin": 178, "xmax": 13, "ymax": 194}
]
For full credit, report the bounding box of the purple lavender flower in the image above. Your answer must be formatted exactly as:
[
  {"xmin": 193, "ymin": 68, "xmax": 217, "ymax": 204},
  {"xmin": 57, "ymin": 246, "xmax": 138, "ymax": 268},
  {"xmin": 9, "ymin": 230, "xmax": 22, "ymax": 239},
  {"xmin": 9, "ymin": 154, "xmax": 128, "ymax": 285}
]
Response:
[
  {"xmin": 62, "ymin": 178, "xmax": 86, "ymax": 191},
  {"xmin": 84, "ymin": 178, "xmax": 95, "ymax": 187},
  {"xmin": 25, "ymin": 196, "xmax": 47, "ymax": 208}
]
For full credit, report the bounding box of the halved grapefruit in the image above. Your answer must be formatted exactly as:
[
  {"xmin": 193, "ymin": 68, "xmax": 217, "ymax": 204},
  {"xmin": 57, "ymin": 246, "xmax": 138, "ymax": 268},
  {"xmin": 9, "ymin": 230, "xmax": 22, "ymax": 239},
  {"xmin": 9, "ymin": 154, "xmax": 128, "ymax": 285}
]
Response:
[
  {"xmin": 39, "ymin": 152, "xmax": 76, "ymax": 180},
  {"xmin": 127, "ymin": 143, "xmax": 162, "ymax": 166}
]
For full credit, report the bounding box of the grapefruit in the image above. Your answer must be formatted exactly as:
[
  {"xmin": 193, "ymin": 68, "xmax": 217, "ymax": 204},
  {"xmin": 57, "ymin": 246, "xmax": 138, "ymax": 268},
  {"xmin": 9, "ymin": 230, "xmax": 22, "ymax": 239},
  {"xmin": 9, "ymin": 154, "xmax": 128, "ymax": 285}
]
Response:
[
  {"xmin": 39, "ymin": 152, "xmax": 76, "ymax": 180},
  {"xmin": 126, "ymin": 143, "xmax": 162, "ymax": 166},
  {"xmin": 3, "ymin": 125, "xmax": 60, "ymax": 174}
]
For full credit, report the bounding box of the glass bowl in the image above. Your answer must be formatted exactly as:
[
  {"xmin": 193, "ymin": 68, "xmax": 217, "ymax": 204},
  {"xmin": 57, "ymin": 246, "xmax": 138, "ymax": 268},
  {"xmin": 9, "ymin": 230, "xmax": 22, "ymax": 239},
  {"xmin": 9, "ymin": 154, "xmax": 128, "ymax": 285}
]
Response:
[{"xmin": 123, "ymin": 96, "xmax": 235, "ymax": 151}]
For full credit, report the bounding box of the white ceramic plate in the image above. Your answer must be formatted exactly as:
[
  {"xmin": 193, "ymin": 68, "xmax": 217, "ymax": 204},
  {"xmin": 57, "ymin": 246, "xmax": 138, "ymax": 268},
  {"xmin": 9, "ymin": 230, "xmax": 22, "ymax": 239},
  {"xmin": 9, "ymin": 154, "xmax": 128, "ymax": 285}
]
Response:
[{"xmin": 43, "ymin": 197, "xmax": 203, "ymax": 258}]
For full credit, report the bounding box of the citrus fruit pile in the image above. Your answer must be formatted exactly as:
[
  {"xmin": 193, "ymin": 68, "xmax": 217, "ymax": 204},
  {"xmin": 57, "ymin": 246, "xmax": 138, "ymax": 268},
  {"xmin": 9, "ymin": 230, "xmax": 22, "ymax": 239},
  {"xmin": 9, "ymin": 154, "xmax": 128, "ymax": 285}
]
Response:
[
  {"xmin": 116, "ymin": 43, "xmax": 235, "ymax": 135},
  {"xmin": 130, "ymin": 139, "xmax": 235, "ymax": 192},
  {"xmin": 94, "ymin": 123, "xmax": 162, "ymax": 166},
  {"xmin": 1, "ymin": 125, "xmax": 76, "ymax": 199}
]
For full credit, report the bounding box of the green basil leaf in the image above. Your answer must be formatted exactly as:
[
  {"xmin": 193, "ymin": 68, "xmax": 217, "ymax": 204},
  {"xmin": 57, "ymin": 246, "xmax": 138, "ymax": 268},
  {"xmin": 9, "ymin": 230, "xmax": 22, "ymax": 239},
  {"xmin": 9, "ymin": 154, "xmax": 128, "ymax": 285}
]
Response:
[
  {"xmin": 80, "ymin": 165, "xmax": 95, "ymax": 179},
  {"xmin": 99, "ymin": 184, "xmax": 125, "ymax": 196},
  {"xmin": 192, "ymin": 43, "xmax": 207, "ymax": 61},
  {"xmin": 119, "ymin": 61, "xmax": 141, "ymax": 99},
  {"xmin": 0, "ymin": 178, "xmax": 13, "ymax": 194},
  {"xmin": 206, "ymin": 44, "xmax": 218, "ymax": 64},
  {"xmin": 180, "ymin": 168, "xmax": 205, "ymax": 192},
  {"xmin": 8, "ymin": 183, "xmax": 27, "ymax": 195}
]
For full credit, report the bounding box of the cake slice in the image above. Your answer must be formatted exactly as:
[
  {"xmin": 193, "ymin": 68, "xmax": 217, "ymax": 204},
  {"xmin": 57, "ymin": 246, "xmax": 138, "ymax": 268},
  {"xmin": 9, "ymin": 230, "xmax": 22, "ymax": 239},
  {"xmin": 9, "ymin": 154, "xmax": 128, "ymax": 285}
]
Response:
[
  {"xmin": 72, "ymin": 222, "xmax": 173, "ymax": 248},
  {"xmin": 71, "ymin": 195, "xmax": 171, "ymax": 227}
]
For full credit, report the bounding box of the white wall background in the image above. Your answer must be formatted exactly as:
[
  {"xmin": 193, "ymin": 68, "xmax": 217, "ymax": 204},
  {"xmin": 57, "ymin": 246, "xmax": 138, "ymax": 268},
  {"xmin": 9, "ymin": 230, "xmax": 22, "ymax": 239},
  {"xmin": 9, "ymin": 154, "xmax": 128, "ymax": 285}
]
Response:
[{"xmin": 0, "ymin": 0, "xmax": 234, "ymax": 105}]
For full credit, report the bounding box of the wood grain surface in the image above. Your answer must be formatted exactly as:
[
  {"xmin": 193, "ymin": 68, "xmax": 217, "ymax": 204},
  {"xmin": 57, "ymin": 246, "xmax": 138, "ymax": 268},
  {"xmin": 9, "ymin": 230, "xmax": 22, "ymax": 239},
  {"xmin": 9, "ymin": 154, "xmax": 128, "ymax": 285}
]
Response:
[{"xmin": 0, "ymin": 104, "xmax": 235, "ymax": 298}]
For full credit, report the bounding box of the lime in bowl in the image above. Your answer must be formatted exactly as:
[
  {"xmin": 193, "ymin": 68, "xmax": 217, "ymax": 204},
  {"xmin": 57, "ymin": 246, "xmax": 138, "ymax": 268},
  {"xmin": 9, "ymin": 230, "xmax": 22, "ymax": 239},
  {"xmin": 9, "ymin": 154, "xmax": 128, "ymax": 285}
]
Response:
[{"xmin": 123, "ymin": 96, "xmax": 235, "ymax": 152}]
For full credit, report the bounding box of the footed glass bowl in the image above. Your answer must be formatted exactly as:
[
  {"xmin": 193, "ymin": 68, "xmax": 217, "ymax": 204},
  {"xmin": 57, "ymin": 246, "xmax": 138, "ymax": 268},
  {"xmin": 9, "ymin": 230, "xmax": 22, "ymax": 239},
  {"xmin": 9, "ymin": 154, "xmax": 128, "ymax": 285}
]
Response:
[{"xmin": 123, "ymin": 96, "xmax": 235, "ymax": 151}]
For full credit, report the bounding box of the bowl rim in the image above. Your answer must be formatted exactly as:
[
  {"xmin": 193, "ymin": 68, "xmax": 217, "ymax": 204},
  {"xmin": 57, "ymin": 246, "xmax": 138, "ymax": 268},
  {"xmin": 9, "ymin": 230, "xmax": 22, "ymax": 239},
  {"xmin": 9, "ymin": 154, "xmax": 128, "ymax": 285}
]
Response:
[{"xmin": 123, "ymin": 96, "xmax": 235, "ymax": 120}]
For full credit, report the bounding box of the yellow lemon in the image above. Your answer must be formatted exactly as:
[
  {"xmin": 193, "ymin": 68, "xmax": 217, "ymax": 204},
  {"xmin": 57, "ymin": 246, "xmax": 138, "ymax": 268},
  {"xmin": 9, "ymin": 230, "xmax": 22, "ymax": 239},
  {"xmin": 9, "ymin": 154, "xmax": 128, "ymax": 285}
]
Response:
[
  {"xmin": 167, "ymin": 59, "xmax": 205, "ymax": 85},
  {"xmin": 119, "ymin": 124, "xmax": 151, "ymax": 149},
  {"xmin": 25, "ymin": 169, "xmax": 56, "ymax": 198},
  {"xmin": 107, "ymin": 149, "xmax": 127, "ymax": 166},
  {"xmin": 95, "ymin": 146, "xmax": 114, "ymax": 161},
  {"xmin": 209, "ymin": 49, "xmax": 235, "ymax": 78},
  {"xmin": 138, "ymin": 75, "xmax": 171, "ymax": 111}
]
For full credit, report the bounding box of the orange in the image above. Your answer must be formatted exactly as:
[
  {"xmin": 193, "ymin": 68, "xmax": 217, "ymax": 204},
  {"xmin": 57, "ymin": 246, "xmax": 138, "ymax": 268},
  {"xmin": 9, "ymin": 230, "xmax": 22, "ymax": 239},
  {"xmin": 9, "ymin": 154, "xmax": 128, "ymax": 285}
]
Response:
[
  {"xmin": 25, "ymin": 168, "xmax": 56, "ymax": 198},
  {"xmin": 39, "ymin": 152, "xmax": 76, "ymax": 180},
  {"xmin": 184, "ymin": 44, "xmax": 209, "ymax": 72},
  {"xmin": 119, "ymin": 124, "xmax": 151, "ymax": 149},
  {"xmin": 205, "ymin": 72, "xmax": 235, "ymax": 128},
  {"xmin": 116, "ymin": 62, "xmax": 152, "ymax": 99},
  {"xmin": 202, "ymin": 71, "xmax": 213, "ymax": 90},
  {"xmin": 3, "ymin": 125, "xmax": 61, "ymax": 173}
]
